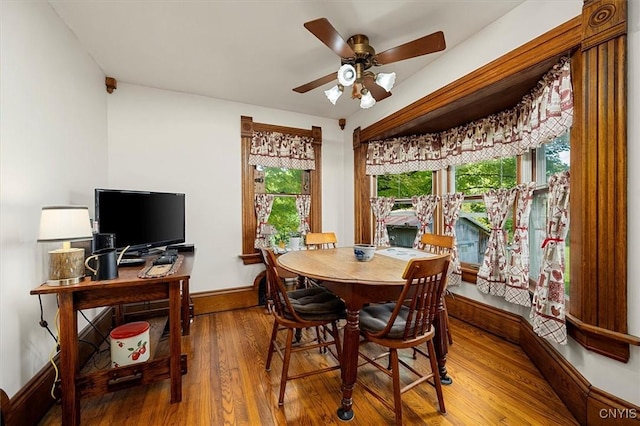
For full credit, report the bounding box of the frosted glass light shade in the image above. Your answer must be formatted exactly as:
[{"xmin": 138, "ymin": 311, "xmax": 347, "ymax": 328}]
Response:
[
  {"xmin": 324, "ymin": 85, "xmax": 343, "ymax": 105},
  {"xmin": 375, "ymin": 72, "xmax": 396, "ymax": 92},
  {"xmin": 337, "ymin": 64, "xmax": 356, "ymax": 87},
  {"xmin": 360, "ymin": 91, "xmax": 376, "ymax": 109}
]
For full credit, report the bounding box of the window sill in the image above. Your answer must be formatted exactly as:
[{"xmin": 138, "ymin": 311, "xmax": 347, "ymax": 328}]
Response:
[{"xmin": 566, "ymin": 313, "xmax": 640, "ymax": 363}]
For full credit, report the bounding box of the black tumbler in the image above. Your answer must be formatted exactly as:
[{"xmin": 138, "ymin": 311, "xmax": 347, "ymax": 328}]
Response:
[{"xmin": 93, "ymin": 233, "xmax": 115, "ymax": 253}]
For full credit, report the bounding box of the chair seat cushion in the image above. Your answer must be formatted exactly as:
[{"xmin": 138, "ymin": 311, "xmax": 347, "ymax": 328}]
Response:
[
  {"xmin": 284, "ymin": 287, "xmax": 346, "ymax": 321},
  {"xmin": 360, "ymin": 303, "xmax": 411, "ymax": 339}
]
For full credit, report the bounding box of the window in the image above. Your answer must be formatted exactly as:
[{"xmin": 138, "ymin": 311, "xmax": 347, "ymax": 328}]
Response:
[
  {"xmin": 240, "ymin": 116, "xmax": 322, "ymax": 264},
  {"xmin": 355, "ymin": 11, "xmax": 633, "ymax": 360},
  {"xmin": 259, "ymin": 167, "xmax": 307, "ymax": 245},
  {"xmin": 377, "ymin": 171, "xmax": 433, "ymax": 247},
  {"xmin": 453, "ymin": 157, "xmax": 517, "ymax": 267},
  {"xmin": 529, "ymin": 132, "xmax": 571, "ymax": 294}
]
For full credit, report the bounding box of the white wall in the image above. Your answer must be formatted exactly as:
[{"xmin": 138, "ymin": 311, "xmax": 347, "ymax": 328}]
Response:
[
  {"xmin": 0, "ymin": 2, "xmax": 108, "ymax": 396},
  {"xmin": 106, "ymin": 85, "xmax": 346, "ymax": 293}
]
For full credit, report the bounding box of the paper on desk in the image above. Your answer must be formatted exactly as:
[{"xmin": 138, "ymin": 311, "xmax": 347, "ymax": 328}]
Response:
[{"xmin": 376, "ymin": 247, "xmax": 434, "ymax": 261}]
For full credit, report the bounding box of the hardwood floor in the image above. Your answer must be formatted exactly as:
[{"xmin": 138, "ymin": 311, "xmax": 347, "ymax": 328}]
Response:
[{"xmin": 39, "ymin": 307, "xmax": 578, "ymax": 425}]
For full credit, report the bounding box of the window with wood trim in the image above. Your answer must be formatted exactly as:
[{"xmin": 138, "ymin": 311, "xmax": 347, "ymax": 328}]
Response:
[
  {"xmin": 354, "ymin": 2, "xmax": 638, "ymax": 361},
  {"xmin": 240, "ymin": 116, "xmax": 322, "ymax": 265}
]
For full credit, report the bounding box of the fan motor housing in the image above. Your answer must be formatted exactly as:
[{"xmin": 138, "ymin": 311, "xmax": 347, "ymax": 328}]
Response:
[{"xmin": 346, "ymin": 34, "xmax": 375, "ymax": 69}]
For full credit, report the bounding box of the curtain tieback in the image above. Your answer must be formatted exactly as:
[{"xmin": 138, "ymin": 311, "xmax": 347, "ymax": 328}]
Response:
[
  {"xmin": 515, "ymin": 226, "xmax": 528, "ymax": 230},
  {"xmin": 542, "ymin": 237, "xmax": 564, "ymax": 248}
]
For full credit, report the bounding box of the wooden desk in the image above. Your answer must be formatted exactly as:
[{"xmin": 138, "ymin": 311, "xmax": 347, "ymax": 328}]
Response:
[
  {"xmin": 277, "ymin": 247, "xmax": 450, "ymax": 422},
  {"xmin": 30, "ymin": 254, "xmax": 194, "ymax": 426}
]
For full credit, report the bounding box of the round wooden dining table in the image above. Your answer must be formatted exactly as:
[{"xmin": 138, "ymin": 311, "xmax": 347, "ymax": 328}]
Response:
[{"xmin": 277, "ymin": 247, "xmax": 451, "ymax": 422}]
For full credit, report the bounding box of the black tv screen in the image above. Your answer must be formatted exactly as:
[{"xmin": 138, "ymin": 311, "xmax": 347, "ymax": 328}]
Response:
[{"xmin": 95, "ymin": 188, "xmax": 185, "ymax": 254}]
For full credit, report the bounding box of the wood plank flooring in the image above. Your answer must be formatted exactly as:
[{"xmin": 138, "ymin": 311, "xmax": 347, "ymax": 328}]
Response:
[{"xmin": 39, "ymin": 307, "xmax": 578, "ymax": 425}]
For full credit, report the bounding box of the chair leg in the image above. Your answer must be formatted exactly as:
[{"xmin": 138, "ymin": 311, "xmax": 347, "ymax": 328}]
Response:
[
  {"xmin": 265, "ymin": 321, "xmax": 278, "ymax": 372},
  {"xmin": 426, "ymin": 340, "xmax": 446, "ymax": 414},
  {"xmin": 443, "ymin": 299, "xmax": 453, "ymax": 346},
  {"xmin": 390, "ymin": 348, "xmax": 403, "ymax": 426},
  {"xmin": 278, "ymin": 328, "xmax": 295, "ymax": 406}
]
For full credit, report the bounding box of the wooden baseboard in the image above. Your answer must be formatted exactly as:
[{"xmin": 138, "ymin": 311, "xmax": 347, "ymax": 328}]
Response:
[
  {"xmin": 447, "ymin": 294, "xmax": 640, "ymax": 425},
  {"xmin": 6, "ymin": 308, "xmax": 113, "ymax": 426},
  {"xmin": 192, "ymin": 286, "xmax": 260, "ymax": 315}
]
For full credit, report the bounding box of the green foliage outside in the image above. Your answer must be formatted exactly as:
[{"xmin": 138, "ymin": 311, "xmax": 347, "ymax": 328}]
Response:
[
  {"xmin": 377, "ymin": 171, "xmax": 432, "ymax": 210},
  {"xmin": 264, "ymin": 167, "xmax": 302, "ymax": 244}
]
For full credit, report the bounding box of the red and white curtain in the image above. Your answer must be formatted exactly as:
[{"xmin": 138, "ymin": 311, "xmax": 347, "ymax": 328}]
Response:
[
  {"xmin": 442, "ymin": 193, "xmax": 464, "ymax": 286},
  {"xmin": 295, "ymin": 194, "xmax": 311, "ymax": 235},
  {"xmin": 371, "ymin": 197, "xmax": 395, "ymax": 247},
  {"xmin": 365, "ymin": 57, "xmax": 573, "ymax": 175},
  {"xmin": 249, "ymin": 131, "xmax": 316, "ymax": 170},
  {"xmin": 477, "ymin": 188, "xmax": 517, "ymax": 296},
  {"xmin": 505, "ymin": 182, "xmax": 536, "ymax": 306},
  {"xmin": 254, "ymin": 194, "xmax": 274, "ymax": 248},
  {"xmin": 531, "ymin": 171, "xmax": 570, "ymax": 345},
  {"xmin": 411, "ymin": 195, "xmax": 440, "ymax": 249}
]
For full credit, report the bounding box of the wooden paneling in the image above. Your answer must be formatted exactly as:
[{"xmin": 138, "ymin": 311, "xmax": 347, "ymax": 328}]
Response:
[
  {"xmin": 352, "ymin": 127, "xmax": 372, "ymax": 244},
  {"xmin": 446, "ymin": 293, "xmax": 520, "ymax": 344}
]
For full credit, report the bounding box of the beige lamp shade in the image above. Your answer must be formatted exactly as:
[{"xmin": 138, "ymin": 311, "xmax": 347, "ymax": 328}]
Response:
[
  {"xmin": 38, "ymin": 206, "xmax": 92, "ymax": 243},
  {"xmin": 38, "ymin": 206, "xmax": 92, "ymax": 285}
]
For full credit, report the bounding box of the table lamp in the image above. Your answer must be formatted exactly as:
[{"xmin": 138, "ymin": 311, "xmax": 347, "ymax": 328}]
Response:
[{"xmin": 38, "ymin": 206, "xmax": 93, "ymax": 285}]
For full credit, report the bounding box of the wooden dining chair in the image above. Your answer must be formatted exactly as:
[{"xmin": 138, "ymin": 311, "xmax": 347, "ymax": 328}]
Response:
[
  {"xmin": 261, "ymin": 248, "xmax": 345, "ymax": 406},
  {"xmin": 357, "ymin": 254, "xmax": 451, "ymax": 425},
  {"xmin": 305, "ymin": 232, "xmax": 338, "ymax": 249},
  {"xmin": 420, "ymin": 233, "xmax": 455, "ymax": 346}
]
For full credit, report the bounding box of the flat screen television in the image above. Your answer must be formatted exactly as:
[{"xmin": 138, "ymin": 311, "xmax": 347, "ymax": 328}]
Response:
[{"xmin": 95, "ymin": 188, "xmax": 186, "ymax": 255}]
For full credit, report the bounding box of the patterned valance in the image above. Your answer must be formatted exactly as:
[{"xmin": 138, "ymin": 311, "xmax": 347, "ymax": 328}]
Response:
[
  {"xmin": 249, "ymin": 131, "xmax": 316, "ymax": 170},
  {"xmin": 366, "ymin": 57, "xmax": 573, "ymax": 175}
]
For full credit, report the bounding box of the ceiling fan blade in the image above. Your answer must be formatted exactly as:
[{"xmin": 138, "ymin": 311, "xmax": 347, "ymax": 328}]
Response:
[
  {"xmin": 293, "ymin": 72, "xmax": 337, "ymax": 93},
  {"xmin": 304, "ymin": 18, "xmax": 355, "ymax": 59},
  {"xmin": 363, "ymin": 75, "xmax": 392, "ymax": 102},
  {"xmin": 374, "ymin": 31, "xmax": 446, "ymax": 65}
]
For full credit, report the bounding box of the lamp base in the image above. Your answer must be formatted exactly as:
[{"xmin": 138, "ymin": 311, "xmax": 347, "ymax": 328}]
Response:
[
  {"xmin": 48, "ymin": 248, "xmax": 85, "ymax": 286},
  {"xmin": 47, "ymin": 276, "xmax": 84, "ymax": 286}
]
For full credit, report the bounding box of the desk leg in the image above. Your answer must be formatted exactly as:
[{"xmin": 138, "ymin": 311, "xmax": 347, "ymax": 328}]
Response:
[
  {"xmin": 433, "ymin": 297, "xmax": 452, "ymax": 385},
  {"xmin": 169, "ymin": 283, "xmax": 182, "ymax": 403},
  {"xmin": 181, "ymin": 278, "xmax": 191, "ymax": 336},
  {"xmin": 337, "ymin": 307, "xmax": 359, "ymax": 421},
  {"xmin": 58, "ymin": 293, "xmax": 80, "ymax": 426}
]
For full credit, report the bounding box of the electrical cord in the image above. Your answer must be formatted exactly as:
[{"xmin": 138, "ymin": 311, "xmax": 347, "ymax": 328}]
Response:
[
  {"xmin": 38, "ymin": 295, "xmax": 59, "ymax": 347},
  {"xmin": 49, "ymin": 309, "xmax": 60, "ymax": 400}
]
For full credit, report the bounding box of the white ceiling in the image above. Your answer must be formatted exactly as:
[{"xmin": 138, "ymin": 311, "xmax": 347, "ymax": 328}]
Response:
[{"xmin": 49, "ymin": 1, "xmax": 525, "ymax": 120}]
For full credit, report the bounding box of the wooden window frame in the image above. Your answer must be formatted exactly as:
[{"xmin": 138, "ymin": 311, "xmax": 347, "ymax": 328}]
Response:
[
  {"xmin": 240, "ymin": 116, "xmax": 322, "ymax": 265},
  {"xmin": 353, "ymin": 1, "xmax": 639, "ymax": 361}
]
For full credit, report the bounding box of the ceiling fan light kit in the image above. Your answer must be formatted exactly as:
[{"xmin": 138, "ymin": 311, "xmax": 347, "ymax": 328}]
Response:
[
  {"xmin": 295, "ymin": 17, "xmax": 445, "ymax": 109},
  {"xmin": 324, "ymin": 85, "xmax": 343, "ymax": 105}
]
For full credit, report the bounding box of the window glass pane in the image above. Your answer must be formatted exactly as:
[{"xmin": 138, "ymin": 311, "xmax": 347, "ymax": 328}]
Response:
[
  {"xmin": 530, "ymin": 131, "xmax": 570, "ymax": 295},
  {"xmin": 264, "ymin": 167, "xmax": 302, "ymax": 194},
  {"xmin": 454, "ymin": 157, "xmax": 516, "ymax": 266},
  {"xmin": 377, "ymin": 171, "xmax": 432, "ymax": 249},
  {"xmin": 455, "ymin": 157, "xmax": 517, "ymax": 195},
  {"xmin": 377, "ymin": 171, "xmax": 432, "ymax": 198},
  {"xmin": 268, "ymin": 196, "xmax": 299, "ymax": 243},
  {"xmin": 536, "ymin": 131, "xmax": 570, "ymax": 185},
  {"xmin": 386, "ymin": 205, "xmax": 422, "ymax": 248}
]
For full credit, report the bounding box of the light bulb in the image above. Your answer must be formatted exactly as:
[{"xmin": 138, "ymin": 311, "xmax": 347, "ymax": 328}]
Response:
[{"xmin": 337, "ymin": 64, "xmax": 356, "ymax": 87}]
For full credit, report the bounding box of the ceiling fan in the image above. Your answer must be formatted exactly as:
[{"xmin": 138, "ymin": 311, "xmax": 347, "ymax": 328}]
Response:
[{"xmin": 293, "ymin": 18, "xmax": 446, "ymax": 108}]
